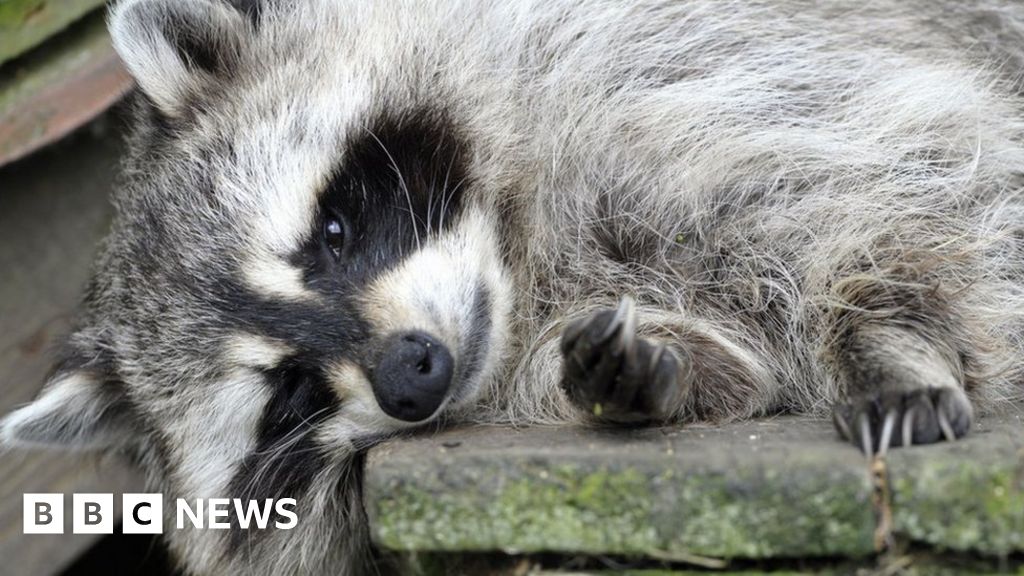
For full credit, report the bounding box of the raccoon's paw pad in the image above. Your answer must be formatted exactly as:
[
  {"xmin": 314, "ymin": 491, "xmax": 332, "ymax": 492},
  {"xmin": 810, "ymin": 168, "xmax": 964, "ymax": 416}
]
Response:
[
  {"xmin": 832, "ymin": 387, "xmax": 973, "ymax": 456},
  {"xmin": 560, "ymin": 297, "xmax": 685, "ymax": 423}
]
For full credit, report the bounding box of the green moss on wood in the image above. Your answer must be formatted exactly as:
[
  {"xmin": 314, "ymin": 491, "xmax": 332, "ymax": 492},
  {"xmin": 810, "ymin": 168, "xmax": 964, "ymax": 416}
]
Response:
[
  {"xmin": 0, "ymin": 0, "xmax": 105, "ymax": 65},
  {"xmin": 891, "ymin": 454, "xmax": 1024, "ymax": 555},
  {"xmin": 0, "ymin": 0, "xmax": 47, "ymax": 24},
  {"xmin": 369, "ymin": 457, "xmax": 875, "ymax": 559},
  {"xmin": 374, "ymin": 466, "xmax": 657, "ymax": 553},
  {"xmin": 365, "ymin": 417, "xmax": 1024, "ymax": 567},
  {"xmin": 0, "ymin": 11, "xmax": 112, "ymax": 114}
]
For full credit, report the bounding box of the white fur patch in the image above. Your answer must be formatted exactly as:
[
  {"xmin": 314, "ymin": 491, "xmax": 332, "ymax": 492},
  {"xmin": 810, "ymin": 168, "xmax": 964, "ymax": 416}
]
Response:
[
  {"xmin": 110, "ymin": 0, "xmax": 244, "ymax": 117},
  {"xmin": 323, "ymin": 360, "xmax": 398, "ymax": 432},
  {"xmin": 243, "ymin": 256, "xmax": 318, "ymax": 301},
  {"xmin": 163, "ymin": 370, "xmax": 270, "ymax": 498},
  {"xmin": 225, "ymin": 333, "xmax": 295, "ymax": 370},
  {"xmin": 359, "ymin": 210, "xmax": 512, "ymax": 415},
  {"xmin": 0, "ymin": 373, "xmax": 120, "ymax": 449}
]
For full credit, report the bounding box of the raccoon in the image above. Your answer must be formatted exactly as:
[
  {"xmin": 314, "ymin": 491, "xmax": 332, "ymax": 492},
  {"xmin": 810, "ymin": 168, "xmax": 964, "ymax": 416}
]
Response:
[{"xmin": 5, "ymin": 0, "xmax": 1024, "ymax": 574}]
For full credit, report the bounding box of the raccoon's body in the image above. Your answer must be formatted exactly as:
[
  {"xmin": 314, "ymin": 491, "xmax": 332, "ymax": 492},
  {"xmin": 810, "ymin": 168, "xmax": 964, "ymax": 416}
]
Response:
[{"xmin": 5, "ymin": 0, "xmax": 1024, "ymax": 574}]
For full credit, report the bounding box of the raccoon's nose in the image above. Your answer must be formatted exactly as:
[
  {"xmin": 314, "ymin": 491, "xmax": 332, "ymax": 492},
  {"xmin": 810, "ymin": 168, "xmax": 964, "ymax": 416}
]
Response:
[{"xmin": 371, "ymin": 331, "xmax": 454, "ymax": 422}]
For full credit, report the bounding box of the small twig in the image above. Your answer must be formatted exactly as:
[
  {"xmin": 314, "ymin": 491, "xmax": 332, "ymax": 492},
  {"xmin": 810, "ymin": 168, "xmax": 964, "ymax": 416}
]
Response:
[
  {"xmin": 644, "ymin": 548, "xmax": 728, "ymax": 569},
  {"xmin": 870, "ymin": 554, "xmax": 914, "ymax": 576},
  {"xmin": 871, "ymin": 456, "xmax": 893, "ymax": 551}
]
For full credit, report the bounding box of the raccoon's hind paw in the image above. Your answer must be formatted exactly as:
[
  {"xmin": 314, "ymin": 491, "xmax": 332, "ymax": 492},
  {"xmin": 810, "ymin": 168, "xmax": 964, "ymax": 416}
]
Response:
[
  {"xmin": 560, "ymin": 297, "xmax": 686, "ymax": 423},
  {"xmin": 831, "ymin": 387, "xmax": 973, "ymax": 456}
]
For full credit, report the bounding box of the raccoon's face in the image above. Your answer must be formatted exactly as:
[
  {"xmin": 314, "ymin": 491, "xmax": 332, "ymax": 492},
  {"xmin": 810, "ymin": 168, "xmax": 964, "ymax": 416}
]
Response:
[{"xmin": 1, "ymin": 0, "xmax": 511, "ymax": 520}]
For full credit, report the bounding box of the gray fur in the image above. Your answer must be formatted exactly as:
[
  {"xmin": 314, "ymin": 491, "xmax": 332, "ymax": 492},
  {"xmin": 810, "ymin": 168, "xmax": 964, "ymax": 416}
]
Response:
[{"xmin": 5, "ymin": 0, "xmax": 1024, "ymax": 574}]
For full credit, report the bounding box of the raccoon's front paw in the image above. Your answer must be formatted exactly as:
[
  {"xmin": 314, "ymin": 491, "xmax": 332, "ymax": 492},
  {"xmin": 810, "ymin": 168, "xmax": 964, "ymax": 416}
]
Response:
[
  {"xmin": 832, "ymin": 387, "xmax": 972, "ymax": 456},
  {"xmin": 560, "ymin": 297, "xmax": 686, "ymax": 423}
]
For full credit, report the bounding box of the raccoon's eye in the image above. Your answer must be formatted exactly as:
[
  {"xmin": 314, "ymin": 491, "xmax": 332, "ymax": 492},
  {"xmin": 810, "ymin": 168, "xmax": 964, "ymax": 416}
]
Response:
[{"xmin": 322, "ymin": 213, "xmax": 347, "ymax": 260}]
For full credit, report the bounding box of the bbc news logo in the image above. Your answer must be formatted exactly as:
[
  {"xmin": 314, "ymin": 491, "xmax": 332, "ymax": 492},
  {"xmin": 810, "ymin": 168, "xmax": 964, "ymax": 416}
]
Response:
[{"xmin": 24, "ymin": 494, "xmax": 297, "ymax": 534}]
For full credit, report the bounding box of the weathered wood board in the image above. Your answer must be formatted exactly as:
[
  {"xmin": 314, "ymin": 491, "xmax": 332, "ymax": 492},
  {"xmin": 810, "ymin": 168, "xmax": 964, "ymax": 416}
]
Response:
[{"xmin": 0, "ymin": 112, "xmax": 142, "ymax": 576}]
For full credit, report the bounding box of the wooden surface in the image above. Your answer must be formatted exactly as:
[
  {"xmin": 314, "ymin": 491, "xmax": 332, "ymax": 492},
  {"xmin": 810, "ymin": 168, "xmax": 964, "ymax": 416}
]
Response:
[
  {"xmin": 0, "ymin": 10, "xmax": 133, "ymax": 167},
  {"xmin": 366, "ymin": 410, "xmax": 1024, "ymax": 573},
  {"xmin": 0, "ymin": 112, "xmax": 143, "ymax": 576},
  {"xmin": 0, "ymin": 0, "xmax": 107, "ymax": 66}
]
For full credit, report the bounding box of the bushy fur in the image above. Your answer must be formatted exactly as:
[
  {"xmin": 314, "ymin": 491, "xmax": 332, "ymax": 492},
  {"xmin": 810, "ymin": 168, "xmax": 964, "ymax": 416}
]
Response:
[{"xmin": 5, "ymin": 1, "xmax": 1024, "ymax": 574}]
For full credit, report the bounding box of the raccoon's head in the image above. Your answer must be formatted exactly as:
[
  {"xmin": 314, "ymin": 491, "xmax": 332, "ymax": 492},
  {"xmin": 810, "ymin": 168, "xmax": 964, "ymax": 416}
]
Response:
[{"xmin": 1, "ymin": 0, "xmax": 512, "ymax": 553}]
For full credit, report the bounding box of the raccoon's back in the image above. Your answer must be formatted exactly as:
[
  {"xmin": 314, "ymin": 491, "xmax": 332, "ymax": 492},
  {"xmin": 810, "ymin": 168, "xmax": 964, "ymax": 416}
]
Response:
[{"xmin": 500, "ymin": 0, "xmax": 1024, "ymax": 292}]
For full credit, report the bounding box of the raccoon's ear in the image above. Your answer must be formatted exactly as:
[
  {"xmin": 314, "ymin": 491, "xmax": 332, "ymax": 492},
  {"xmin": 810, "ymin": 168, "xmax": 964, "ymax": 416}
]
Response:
[
  {"xmin": 1, "ymin": 368, "xmax": 137, "ymax": 451},
  {"xmin": 109, "ymin": 0, "xmax": 252, "ymax": 117}
]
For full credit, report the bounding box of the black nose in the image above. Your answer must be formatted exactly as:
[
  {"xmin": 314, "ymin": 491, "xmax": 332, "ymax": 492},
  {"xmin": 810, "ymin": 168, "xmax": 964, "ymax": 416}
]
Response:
[{"xmin": 371, "ymin": 331, "xmax": 454, "ymax": 422}]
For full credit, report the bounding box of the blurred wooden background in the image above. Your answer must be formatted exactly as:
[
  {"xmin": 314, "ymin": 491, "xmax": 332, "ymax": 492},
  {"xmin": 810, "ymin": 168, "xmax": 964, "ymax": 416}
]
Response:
[{"xmin": 0, "ymin": 3, "xmax": 151, "ymax": 574}]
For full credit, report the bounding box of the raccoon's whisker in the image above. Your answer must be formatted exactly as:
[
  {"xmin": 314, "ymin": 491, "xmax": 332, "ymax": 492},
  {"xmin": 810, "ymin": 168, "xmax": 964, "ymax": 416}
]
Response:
[
  {"xmin": 235, "ymin": 408, "xmax": 339, "ymax": 500},
  {"xmin": 401, "ymin": 175, "xmax": 421, "ymax": 247},
  {"xmin": 440, "ymin": 176, "xmax": 468, "ymax": 233},
  {"xmin": 249, "ymin": 406, "xmax": 335, "ymax": 457},
  {"xmin": 426, "ymin": 153, "xmax": 456, "ymax": 236},
  {"xmin": 368, "ymin": 129, "xmax": 421, "ymax": 249},
  {"xmin": 244, "ymin": 438, "xmax": 306, "ymax": 490},
  {"xmin": 426, "ymin": 186, "xmax": 435, "ymax": 238},
  {"xmin": 440, "ymin": 153, "xmax": 455, "ymax": 222},
  {"xmin": 268, "ymin": 407, "xmax": 333, "ymax": 446},
  {"xmin": 240, "ymin": 437, "xmax": 321, "ymax": 501},
  {"xmin": 438, "ymin": 153, "xmax": 459, "ymax": 232},
  {"xmin": 249, "ymin": 425, "xmax": 313, "ymax": 458},
  {"xmin": 250, "ymin": 443, "xmax": 323, "ymax": 494},
  {"xmin": 253, "ymin": 432, "xmax": 303, "ymax": 457}
]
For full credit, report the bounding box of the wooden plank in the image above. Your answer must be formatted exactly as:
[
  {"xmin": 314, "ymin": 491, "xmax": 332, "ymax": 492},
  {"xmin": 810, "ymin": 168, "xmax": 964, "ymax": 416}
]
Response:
[
  {"xmin": 0, "ymin": 111, "xmax": 143, "ymax": 576},
  {"xmin": 365, "ymin": 419, "xmax": 877, "ymax": 560},
  {"xmin": 0, "ymin": 9, "xmax": 133, "ymax": 167},
  {"xmin": 0, "ymin": 0, "xmax": 106, "ymax": 65}
]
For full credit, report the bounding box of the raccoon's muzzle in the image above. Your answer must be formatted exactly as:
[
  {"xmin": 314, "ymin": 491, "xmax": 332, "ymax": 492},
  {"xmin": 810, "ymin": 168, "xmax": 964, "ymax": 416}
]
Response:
[{"xmin": 370, "ymin": 331, "xmax": 454, "ymax": 422}]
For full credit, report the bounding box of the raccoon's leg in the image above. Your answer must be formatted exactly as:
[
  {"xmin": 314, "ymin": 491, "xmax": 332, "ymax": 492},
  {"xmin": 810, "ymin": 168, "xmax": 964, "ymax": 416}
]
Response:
[
  {"xmin": 827, "ymin": 276, "xmax": 975, "ymax": 455},
  {"xmin": 559, "ymin": 296, "xmax": 773, "ymax": 424}
]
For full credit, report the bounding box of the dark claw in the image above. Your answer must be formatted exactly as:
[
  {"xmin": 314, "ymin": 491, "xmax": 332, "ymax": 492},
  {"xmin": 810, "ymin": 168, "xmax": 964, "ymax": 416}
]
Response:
[
  {"xmin": 560, "ymin": 297, "xmax": 686, "ymax": 422},
  {"xmin": 832, "ymin": 387, "xmax": 972, "ymax": 455}
]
